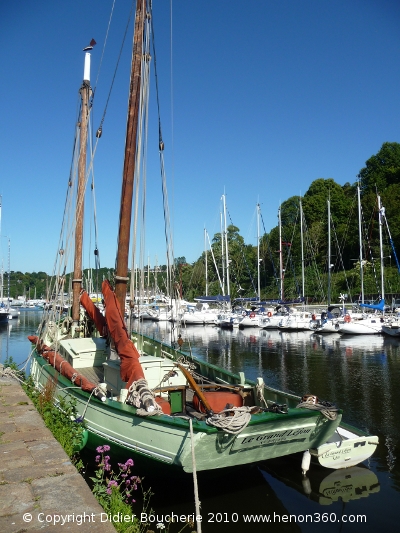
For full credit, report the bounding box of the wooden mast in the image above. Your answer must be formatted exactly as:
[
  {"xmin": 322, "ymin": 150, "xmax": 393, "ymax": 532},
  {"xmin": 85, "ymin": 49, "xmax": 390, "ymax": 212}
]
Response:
[
  {"xmin": 115, "ymin": 0, "xmax": 145, "ymax": 314},
  {"xmin": 72, "ymin": 50, "xmax": 92, "ymax": 323}
]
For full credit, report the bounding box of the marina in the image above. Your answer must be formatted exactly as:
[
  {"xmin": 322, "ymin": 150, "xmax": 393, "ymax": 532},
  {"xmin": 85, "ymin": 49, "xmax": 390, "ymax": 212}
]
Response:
[
  {"xmin": 2, "ymin": 3, "xmax": 400, "ymax": 533},
  {"xmin": 1, "ymin": 310, "xmax": 399, "ymax": 532},
  {"xmin": 24, "ymin": 0, "xmax": 379, "ymax": 492}
]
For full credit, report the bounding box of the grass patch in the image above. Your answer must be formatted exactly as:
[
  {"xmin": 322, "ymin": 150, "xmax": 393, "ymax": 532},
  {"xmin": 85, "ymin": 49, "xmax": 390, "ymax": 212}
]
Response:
[{"xmin": 23, "ymin": 376, "xmax": 86, "ymax": 468}]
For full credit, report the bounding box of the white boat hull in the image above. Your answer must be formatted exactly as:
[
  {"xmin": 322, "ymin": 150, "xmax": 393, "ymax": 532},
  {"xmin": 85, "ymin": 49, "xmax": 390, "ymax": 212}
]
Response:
[
  {"xmin": 314, "ymin": 320, "xmax": 339, "ymax": 333},
  {"xmin": 239, "ymin": 314, "xmax": 261, "ymax": 328},
  {"xmin": 338, "ymin": 319, "xmax": 382, "ymax": 335},
  {"xmin": 182, "ymin": 312, "xmax": 216, "ymax": 325},
  {"xmin": 311, "ymin": 426, "xmax": 379, "ymax": 469}
]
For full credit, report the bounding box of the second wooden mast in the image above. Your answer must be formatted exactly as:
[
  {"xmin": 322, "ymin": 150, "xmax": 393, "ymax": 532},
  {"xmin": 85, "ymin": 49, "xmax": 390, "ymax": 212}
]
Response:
[{"xmin": 114, "ymin": 0, "xmax": 146, "ymax": 315}]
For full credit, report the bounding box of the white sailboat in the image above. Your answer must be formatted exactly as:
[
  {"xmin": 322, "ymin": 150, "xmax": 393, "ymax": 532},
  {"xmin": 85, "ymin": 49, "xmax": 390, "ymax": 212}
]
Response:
[
  {"xmin": 260, "ymin": 304, "xmax": 290, "ymax": 329},
  {"xmin": 339, "ymin": 190, "xmax": 384, "ymax": 335},
  {"xmin": 276, "ymin": 199, "xmax": 314, "ymax": 331}
]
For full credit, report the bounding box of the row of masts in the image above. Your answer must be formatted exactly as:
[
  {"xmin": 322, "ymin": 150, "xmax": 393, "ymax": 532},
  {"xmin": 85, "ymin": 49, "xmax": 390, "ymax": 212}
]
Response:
[
  {"xmin": 275, "ymin": 186, "xmax": 385, "ymax": 307},
  {"xmin": 202, "ymin": 187, "xmax": 386, "ymax": 307},
  {"xmin": 70, "ymin": 0, "xmax": 386, "ymax": 316}
]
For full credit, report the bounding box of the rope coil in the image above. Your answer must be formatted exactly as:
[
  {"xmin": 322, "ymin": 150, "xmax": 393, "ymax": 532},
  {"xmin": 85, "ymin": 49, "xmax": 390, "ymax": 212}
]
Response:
[
  {"xmin": 296, "ymin": 398, "xmax": 338, "ymax": 420},
  {"xmin": 206, "ymin": 406, "xmax": 252, "ymax": 434},
  {"xmin": 126, "ymin": 378, "xmax": 163, "ymax": 416}
]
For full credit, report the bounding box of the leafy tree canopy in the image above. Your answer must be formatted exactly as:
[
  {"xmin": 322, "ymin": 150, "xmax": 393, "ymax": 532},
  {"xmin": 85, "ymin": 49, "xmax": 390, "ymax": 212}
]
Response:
[
  {"xmin": 303, "ymin": 178, "xmax": 353, "ymax": 226},
  {"xmin": 358, "ymin": 142, "xmax": 400, "ymax": 195}
]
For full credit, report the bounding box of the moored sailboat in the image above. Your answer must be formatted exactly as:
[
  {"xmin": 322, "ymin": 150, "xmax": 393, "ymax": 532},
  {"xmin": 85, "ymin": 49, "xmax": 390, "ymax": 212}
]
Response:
[
  {"xmin": 29, "ymin": 1, "xmax": 377, "ymax": 474},
  {"xmin": 338, "ymin": 189, "xmax": 385, "ymax": 335}
]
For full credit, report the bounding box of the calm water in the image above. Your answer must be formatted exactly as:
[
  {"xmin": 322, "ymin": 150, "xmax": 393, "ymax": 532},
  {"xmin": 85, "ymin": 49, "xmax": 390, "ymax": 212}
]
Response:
[{"xmin": 1, "ymin": 311, "xmax": 399, "ymax": 532}]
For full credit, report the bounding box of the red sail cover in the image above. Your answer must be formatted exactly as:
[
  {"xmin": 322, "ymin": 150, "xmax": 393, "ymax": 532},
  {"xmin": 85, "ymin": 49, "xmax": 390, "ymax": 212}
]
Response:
[
  {"xmin": 102, "ymin": 279, "xmax": 144, "ymax": 387},
  {"xmin": 80, "ymin": 290, "xmax": 107, "ymax": 336},
  {"xmin": 28, "ymin": 335, "xmax": 98, "ymax": 394}
]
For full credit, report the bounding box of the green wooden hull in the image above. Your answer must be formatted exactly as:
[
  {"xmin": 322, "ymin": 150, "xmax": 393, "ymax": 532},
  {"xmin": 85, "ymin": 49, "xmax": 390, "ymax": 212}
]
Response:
[{"xmin": 30, "ymin": 331, "xmax": 342, "ymax": 472}]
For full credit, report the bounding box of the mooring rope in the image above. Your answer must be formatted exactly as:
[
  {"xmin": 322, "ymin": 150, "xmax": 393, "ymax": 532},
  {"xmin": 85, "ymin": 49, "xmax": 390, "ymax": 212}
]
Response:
[
  {"xmin": 0, "ymin": 365, "xmax": 24, "ymax": 383},
  {"xmin": 189, "ymin": 418, "xmax": 202, "ymax": 533},
  {"xmin": 206, "ymin": 406, "xmax": 252, "ymax": 434},
  {"xmin": 296, "ymin": 398, "xmax": 338, "ymax": 420}
]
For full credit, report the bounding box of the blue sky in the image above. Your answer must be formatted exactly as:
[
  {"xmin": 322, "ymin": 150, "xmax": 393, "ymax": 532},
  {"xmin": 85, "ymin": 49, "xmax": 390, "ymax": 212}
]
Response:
[{"xmin": 1, "ymin": 0, "xmax": 400, "ymax": 277}]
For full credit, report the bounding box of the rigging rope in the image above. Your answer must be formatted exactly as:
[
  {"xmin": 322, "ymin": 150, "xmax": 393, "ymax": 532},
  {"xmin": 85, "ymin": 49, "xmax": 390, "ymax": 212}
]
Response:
[
  {"xmin": 151, "ymin": 4, "xmax": 176, "ymax": 294},
  {"xmin": 92, "ymin": 0, "xmax": 117, "ymax": 96},
  {"xmin": 259, "ymin": 211, "xmax": 280, "ymax": 292},
  {"xmin": 149, "ymin": 0, "xmax": 180, "ymax": 344},
  {"xmin": 330, "ymin": 216, "xmax": 353, "ymax": 301},
  {"xmin": 301, "ymin": 214, "xmax": 326, "ymax": 302},
  {"xmin": 282, "ymin": 207, "xmax": 301, "ymax": 298},
  {"xmin": 382, "ymin": 208, "xmax": 400, "ymax": 273},
  {"xmin": 361, "ymin": 200, "xmax": 381, "ymax": 296},
  {"xmin": 95, "ymin": 0, "xmax": 136, "ymax": 138},
  {"xmin": 226, "ymin": 208, "xmax": 257, "ymax": 296},
  {"xmin": 189, "ymin": 419, "xmax": 202, "ymax": 533}
]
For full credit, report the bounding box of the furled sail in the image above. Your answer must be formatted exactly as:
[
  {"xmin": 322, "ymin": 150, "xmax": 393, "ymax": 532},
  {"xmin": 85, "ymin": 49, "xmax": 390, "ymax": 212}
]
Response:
[
  {"xmin": 101, "ymin": 279, "xmax": 145, "ymax": 387},
  {"xmin": 80, "ymin": 290, "xmax": 107, "ymax": 336},
  {"xmin": 359, "ymin": 299, "xmax": 385, "ymax": 312}
]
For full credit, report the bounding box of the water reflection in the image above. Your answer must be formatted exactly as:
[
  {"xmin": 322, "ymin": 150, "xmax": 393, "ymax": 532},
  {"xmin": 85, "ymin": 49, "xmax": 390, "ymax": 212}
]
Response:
[
  {"xmin": 261, "ymin": 457, "xmax": 380, "ymax": 505},
  {"xmin": 0, "ymin": 321, "xmax": 11, "ymax": 361},
  {"xmin": 2, "ymin": 313, "xmax": 400, "ymax": 531},
  {"xmin": 139, "ymin": 321, "xmax": 400, "ymax": 488}
]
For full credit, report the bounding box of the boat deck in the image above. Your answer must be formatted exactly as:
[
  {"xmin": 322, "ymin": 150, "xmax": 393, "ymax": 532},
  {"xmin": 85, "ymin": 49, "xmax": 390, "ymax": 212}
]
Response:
[
  {"xmin": 76, "ymin": 364, "xmax": 229, "ymax": 420},
  {"xmin": 78, "ymin": 366, "xmax": 104, "ymax": 384}
]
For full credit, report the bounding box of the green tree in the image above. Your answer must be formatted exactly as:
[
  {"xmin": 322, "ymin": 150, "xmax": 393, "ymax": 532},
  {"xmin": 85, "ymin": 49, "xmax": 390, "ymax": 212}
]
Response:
[{"xmin": 358, "ymin": 142, "xmax": 400, "ymax": 195}]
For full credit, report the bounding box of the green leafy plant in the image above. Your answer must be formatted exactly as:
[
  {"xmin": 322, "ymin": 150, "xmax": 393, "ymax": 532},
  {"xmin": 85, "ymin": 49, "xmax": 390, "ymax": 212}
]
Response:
[
  {"xmin": 89, "ymin": 446, "xmax": 195, "ymax": 533},
  {"xmin": 90, "ymin": 445, "xmax": 151, "ymax": 533},
  {"xmin": 23, "ymin": 375, "xmax": 86, "ymax": 463}
]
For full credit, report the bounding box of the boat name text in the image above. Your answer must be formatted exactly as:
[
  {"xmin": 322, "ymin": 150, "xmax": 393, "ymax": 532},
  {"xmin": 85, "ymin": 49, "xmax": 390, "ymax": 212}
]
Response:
[{"xmin": 240, "ymin": 428, "xmax": 311, "ymax": 445}]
